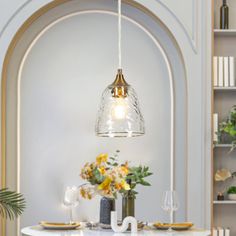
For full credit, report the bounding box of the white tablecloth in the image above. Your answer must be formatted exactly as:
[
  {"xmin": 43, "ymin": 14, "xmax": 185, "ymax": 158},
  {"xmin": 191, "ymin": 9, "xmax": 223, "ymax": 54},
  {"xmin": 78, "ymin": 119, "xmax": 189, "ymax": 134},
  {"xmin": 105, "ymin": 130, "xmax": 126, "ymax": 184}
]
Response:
[{"xmin": 21, "ymin": 226, "xmax": 211, "ymax": 236}]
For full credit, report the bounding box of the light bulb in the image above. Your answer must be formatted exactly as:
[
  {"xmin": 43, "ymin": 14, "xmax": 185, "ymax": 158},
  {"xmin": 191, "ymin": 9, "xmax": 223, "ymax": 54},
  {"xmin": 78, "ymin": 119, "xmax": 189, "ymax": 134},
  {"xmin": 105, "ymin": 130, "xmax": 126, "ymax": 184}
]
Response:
[{"xmin": 112, "ymin": 98, "xmax": 127, "ymax": 120}]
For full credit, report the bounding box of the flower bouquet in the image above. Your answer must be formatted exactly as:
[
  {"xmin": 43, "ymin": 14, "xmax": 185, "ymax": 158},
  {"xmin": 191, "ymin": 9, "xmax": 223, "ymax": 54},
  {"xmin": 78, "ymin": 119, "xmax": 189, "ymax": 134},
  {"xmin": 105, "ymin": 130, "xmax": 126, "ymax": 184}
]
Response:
[{"xmin": 80, "ymin": 151, "xmax": 152, "ymax": 226}]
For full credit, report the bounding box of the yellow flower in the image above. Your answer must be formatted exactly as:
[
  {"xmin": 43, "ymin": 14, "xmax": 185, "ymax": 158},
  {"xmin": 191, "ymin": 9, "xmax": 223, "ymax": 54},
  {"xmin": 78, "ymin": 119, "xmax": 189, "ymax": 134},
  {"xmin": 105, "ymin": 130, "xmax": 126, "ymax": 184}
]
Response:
[
  {"xmin": 120, "ymin": 165, "xmax": 129, "ymax": 175},
  {"xmin": 98, "ymin": 177, "xmax": 111, "ymax": 190},
  {"xmin": 96, "ymin": 153, "xmax": 108, "ymax": 166},
  {"xmin": 120, "ymin": 179, "xmax": 130, "ymax": 190},
  {"xmin": 98, "ymin": 166, "xmax": 106, "ymax": 175},
  {"xmin": 80, "ymin": 187, "xmax": 87, "ymax": 198}
]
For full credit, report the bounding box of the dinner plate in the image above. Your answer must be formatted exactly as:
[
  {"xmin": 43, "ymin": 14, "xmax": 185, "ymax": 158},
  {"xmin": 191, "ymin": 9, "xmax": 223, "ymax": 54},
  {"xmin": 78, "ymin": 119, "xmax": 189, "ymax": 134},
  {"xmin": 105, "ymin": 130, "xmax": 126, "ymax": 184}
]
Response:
[
  {"xmin": 153, "ymin": 222, "xmax": 193, "ymax": 231},
  {"xmin": 153, "ymin": 223, "xmax": 171, "ymax": 230},
  {"xmin": 40, "ymin": 221, "xmax": 81, "ymax": 230},
  {"xmin": 171, "ymin": 222, "xmax": 193, "ymax": 231}
]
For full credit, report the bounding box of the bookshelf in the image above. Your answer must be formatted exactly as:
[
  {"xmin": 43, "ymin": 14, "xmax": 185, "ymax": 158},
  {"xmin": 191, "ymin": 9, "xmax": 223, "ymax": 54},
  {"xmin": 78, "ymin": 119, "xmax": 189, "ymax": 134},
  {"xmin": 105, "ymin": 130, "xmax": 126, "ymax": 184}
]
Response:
[
  {"xmin": 213, "ymin": 200, "xmax": 236, "ymax": 204},
  {"xmin": 213, "ymin": 1, "xmax": 236, "ymax": 235},
  {"xmin": 214, "ymin": 144, "xmax": 232, "ymax": 148},
  {"xmin": 214, "ymin": 29, "xmax": 236, "ymax": 36},
  {"xmin": 214, "ymin": 87, "xmax": 236, "ymax": 91}
]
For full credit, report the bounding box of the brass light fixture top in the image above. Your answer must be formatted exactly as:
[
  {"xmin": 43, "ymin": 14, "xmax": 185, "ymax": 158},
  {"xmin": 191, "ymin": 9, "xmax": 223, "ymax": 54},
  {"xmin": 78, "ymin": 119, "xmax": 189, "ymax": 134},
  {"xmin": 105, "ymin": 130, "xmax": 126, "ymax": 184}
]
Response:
[{"xmin": 110, "ymin": 69, "xmax": 129, "ymax": 98}]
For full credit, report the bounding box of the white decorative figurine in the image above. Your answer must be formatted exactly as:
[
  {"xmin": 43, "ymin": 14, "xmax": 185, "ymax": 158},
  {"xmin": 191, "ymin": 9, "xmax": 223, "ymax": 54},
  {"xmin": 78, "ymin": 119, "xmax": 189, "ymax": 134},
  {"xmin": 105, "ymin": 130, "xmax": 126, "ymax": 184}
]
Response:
[{"xmin": 111, "ymin": 211, "xmax": 138, "ymax": 233}]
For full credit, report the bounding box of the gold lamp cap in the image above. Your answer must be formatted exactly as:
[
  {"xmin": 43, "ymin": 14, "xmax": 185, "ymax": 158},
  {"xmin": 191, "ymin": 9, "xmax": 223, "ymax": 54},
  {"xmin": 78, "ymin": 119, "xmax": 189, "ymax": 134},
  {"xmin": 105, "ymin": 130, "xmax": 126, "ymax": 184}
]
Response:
[
  {"xmin": 110, "ymin": 69, "xmax": 129, "ymax": 98},
  {"xmin": 111, "ymin": 69, "xmax": 129, "ymax": 87}
]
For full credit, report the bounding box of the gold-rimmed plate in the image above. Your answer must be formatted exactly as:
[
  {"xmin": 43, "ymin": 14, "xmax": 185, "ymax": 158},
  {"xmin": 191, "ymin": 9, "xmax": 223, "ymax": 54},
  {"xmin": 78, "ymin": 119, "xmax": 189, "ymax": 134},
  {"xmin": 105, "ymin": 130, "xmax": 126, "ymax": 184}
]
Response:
[
  {"xmin": 40, "ymin": 221, "xmax": 81, "ymax": 230},
  {"xmin": 153, "ymin": 223, "xmax": 171, "ymax": 230},
  {"xmin": 171, "ymin": 222, "xmax": 193, "ymax": 231},
  {"xmin": 153, "ymin": 222, "xmax": 193, "ymax": 231}
]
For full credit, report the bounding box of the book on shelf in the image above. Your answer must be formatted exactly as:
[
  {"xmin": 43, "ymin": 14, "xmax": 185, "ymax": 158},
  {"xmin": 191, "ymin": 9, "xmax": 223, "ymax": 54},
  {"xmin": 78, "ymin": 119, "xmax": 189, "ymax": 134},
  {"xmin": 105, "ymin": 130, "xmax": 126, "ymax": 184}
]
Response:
[
  {"xmin": 229, "ymin": 57, "xmax": 235, "ymax": 87},
  {"xmin": 213, "ymin": 56, "xmax": 236, "ymax": 88},
  {"xmin": 213, "ymin": 227, "xmax": 230, "ymax": 236},
  {"xmin": 212, "ymin": 227, "xmax": 217, "ymax": 236},
  {"xmin": 218, "ymin": 227, "xmax": 225, "ymax": 236},
  {"xmin": 218, "ymin": 57, "xmax": 224, "ymax": 87},
  {"xmin": 212, "ymin": 227, "xmax": 218, "ymax": 236},
  {"xmin": 225, "ymin": 228, "xmax": 230, "ymax": 236},
  {"xmin": 224, "ymin": 57, "xmax": 229, "ymax": 87},
  {"xmin": 213, "ymin": 56, "xmax": 218, "ymax": 87}
]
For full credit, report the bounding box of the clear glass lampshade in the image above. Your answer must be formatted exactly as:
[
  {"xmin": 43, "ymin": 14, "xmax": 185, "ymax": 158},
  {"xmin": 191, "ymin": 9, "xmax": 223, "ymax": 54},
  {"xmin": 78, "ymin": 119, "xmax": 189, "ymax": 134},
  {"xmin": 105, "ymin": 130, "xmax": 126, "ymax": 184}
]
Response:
[{"xmin": 95, "ymin": 69, "xmax": 145, "ymax": 137}]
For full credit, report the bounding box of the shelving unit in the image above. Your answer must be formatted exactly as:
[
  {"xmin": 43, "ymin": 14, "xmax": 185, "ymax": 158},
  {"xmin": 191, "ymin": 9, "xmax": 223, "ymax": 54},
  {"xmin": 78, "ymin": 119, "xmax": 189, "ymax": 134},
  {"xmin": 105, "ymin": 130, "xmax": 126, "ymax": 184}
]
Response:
[
  {"xmin": 213, "ymin": 1, "xmax": 236, "ymax": 234},
  {"xmin": 214, "ymin": 200, "xmax": 236, "ymax": 204},
  {"xmin": 214, "ymin": 87, "xmax": 236, "ymax": 91},
  {"xmin": 214, "ymin": 144, "xmax": 232, "ymax": 148},
  {"xmin": 214, "ymin": 29, "xmax": 236, "ymax": 36}
]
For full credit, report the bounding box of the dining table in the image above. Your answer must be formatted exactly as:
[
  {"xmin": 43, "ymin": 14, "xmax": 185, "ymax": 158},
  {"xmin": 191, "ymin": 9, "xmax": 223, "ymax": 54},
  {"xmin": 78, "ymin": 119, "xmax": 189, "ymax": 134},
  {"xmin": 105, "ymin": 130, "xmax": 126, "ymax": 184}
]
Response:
[{"xmin": 21, "ymin": 225, "xmax": 211, "ymax": 236}]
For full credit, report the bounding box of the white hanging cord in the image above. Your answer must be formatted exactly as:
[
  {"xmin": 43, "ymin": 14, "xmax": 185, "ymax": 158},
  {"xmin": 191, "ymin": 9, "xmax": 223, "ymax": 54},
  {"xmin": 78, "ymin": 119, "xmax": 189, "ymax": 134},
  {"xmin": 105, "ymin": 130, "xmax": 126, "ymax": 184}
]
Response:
[{"xmin": 118, "ymin": 0, "xmax": 122, "ymax": 69}]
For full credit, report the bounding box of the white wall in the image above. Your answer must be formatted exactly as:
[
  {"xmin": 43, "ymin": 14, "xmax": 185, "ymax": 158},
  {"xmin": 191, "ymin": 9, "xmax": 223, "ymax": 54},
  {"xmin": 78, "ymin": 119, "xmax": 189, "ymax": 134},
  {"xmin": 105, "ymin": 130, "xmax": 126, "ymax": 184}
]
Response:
[{"xmin": 20, "ymin": 11, "xmax": 172, "ymax": 226}]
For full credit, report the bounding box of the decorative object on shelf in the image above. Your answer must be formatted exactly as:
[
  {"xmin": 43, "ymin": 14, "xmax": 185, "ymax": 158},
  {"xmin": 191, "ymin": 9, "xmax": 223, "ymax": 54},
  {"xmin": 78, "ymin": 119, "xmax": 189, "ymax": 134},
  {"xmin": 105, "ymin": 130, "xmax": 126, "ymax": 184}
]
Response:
[
  {"xmin": 63, "ymin": 186, "xmax": 80, "ymax": 224},
  {"xmin": 214, "ymin": 169, "xmax": 236, "ymax": 200},
  {"xmin": 0, "ymin": 188, "xmax": 25, "ymax": 220},
  {"xmin": 161, "ymin": 190, "xmax": 179, "ymax": 229},
  {"xmin": 218, "ymin": 105, "xmax": 236, "ymax": 151},
  {"xmin": 100, "ymin": 197, "xmax": 115, "ymax": 226},
  {"xmin": 80, "ymin": 151, "xmax": 152, "ymax": 227},
  {"xmin": 217, "ymin": 192, "xmax": 225, "ymax": 201},
  {"xmin": 220, "ymin": 0, "xmax": 229, "ymax": 29},
  {"xmin": 215, "ymin": 169, "xmax": 231, "ymax": 182},
  {"xmin": 227, "ymin": 186, "xmax": 236, "ymax": 200},
  {"xmin": 95, "ymin": 0, "xmax": 144, "ymax": 138},
  {"xmin": 111, "ymin": 211, "xmax": 137, "ymax": 233}
]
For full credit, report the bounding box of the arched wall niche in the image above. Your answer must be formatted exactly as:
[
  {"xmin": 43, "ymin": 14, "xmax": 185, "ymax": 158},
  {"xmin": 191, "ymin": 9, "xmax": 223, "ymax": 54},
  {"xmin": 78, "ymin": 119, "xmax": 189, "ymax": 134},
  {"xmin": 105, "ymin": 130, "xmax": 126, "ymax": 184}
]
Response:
[{"xmin": 1, "ymin": 0, "xmax": 187, "ymax": 235}]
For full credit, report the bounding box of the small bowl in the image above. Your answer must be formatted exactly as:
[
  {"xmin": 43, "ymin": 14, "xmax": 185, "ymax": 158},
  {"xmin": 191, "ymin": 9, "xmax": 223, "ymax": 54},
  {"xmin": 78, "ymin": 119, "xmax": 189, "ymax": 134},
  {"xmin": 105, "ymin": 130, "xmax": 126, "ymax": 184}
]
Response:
[{"xmin": 228, "ymin": 194, "xmax": 236, "ymax": 200}]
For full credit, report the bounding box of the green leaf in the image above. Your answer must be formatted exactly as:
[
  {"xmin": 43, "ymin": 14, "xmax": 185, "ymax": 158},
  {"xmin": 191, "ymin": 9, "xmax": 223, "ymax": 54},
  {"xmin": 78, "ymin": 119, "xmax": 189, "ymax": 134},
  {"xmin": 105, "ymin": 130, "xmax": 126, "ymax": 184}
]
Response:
[
  {"xmin": 0, "ymin": 188, "xmax": 26, "ymax": 220},
  {"xmin": 140, "ymin": 180, "xmax": 151, "ymax": 186},
  {"xmin": 227, "ymin": 186, "xmax": 236, "ymax": 194},
  {"xmin": 93, "ymin": 169, "xmax": 104, "ymax": 183}
]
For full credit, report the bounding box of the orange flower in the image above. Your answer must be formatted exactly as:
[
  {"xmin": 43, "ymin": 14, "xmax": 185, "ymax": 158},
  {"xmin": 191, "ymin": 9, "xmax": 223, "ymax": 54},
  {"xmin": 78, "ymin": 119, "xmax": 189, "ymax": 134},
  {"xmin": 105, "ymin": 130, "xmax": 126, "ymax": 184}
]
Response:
[{"xmin": 115, "ymin": 183, "xmax": 122, "ymax": 190}]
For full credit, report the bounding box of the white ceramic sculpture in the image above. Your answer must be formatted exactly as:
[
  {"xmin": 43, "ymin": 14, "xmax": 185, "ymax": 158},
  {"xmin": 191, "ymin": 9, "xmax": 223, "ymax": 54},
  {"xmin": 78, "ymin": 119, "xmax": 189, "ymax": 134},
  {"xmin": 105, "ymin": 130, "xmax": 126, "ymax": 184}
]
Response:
[{"xmin": 111, "ymin": 211, "xmax": 138, "ymax": 233}]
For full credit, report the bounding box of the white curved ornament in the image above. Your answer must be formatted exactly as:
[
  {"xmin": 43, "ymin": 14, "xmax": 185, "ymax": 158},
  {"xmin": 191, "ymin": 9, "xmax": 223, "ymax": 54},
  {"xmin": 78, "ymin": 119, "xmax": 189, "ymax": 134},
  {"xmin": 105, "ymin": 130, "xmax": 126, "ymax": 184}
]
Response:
[{"xmin": 111, "ymin": 211, "xmax": 137, "ymax": 233}]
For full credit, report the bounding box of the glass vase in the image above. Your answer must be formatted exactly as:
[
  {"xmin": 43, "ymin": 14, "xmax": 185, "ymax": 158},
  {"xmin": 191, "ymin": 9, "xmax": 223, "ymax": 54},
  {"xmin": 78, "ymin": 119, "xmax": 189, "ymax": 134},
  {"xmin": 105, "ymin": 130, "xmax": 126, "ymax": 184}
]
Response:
[{"xmin": 122, "ymin": 195, "xmax": 135, "ymax": 220}]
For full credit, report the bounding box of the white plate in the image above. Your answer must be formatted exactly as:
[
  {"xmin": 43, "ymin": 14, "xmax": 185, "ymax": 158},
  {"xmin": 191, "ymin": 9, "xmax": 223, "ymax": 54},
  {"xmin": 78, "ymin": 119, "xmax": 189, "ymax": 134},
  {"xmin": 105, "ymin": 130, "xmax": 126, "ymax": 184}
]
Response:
[{"xmin": 40, "ymin": 221, "xmax": 81, "ymax": 230}]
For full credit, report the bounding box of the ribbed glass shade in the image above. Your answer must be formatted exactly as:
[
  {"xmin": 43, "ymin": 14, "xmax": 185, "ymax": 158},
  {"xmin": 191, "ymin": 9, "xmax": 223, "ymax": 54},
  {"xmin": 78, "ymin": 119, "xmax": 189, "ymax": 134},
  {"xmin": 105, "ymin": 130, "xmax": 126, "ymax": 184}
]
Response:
[{"xmin": 95, "ymin": 70, "xmax": 145, "ymax": 137}]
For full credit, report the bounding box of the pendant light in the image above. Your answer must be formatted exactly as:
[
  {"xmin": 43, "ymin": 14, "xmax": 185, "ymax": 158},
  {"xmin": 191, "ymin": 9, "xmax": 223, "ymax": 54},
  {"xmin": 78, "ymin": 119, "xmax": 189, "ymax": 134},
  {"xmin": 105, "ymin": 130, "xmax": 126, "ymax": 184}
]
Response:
[{"xmin": 95, "ymin": 0, "xmax": 145, "ymax": 137}]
